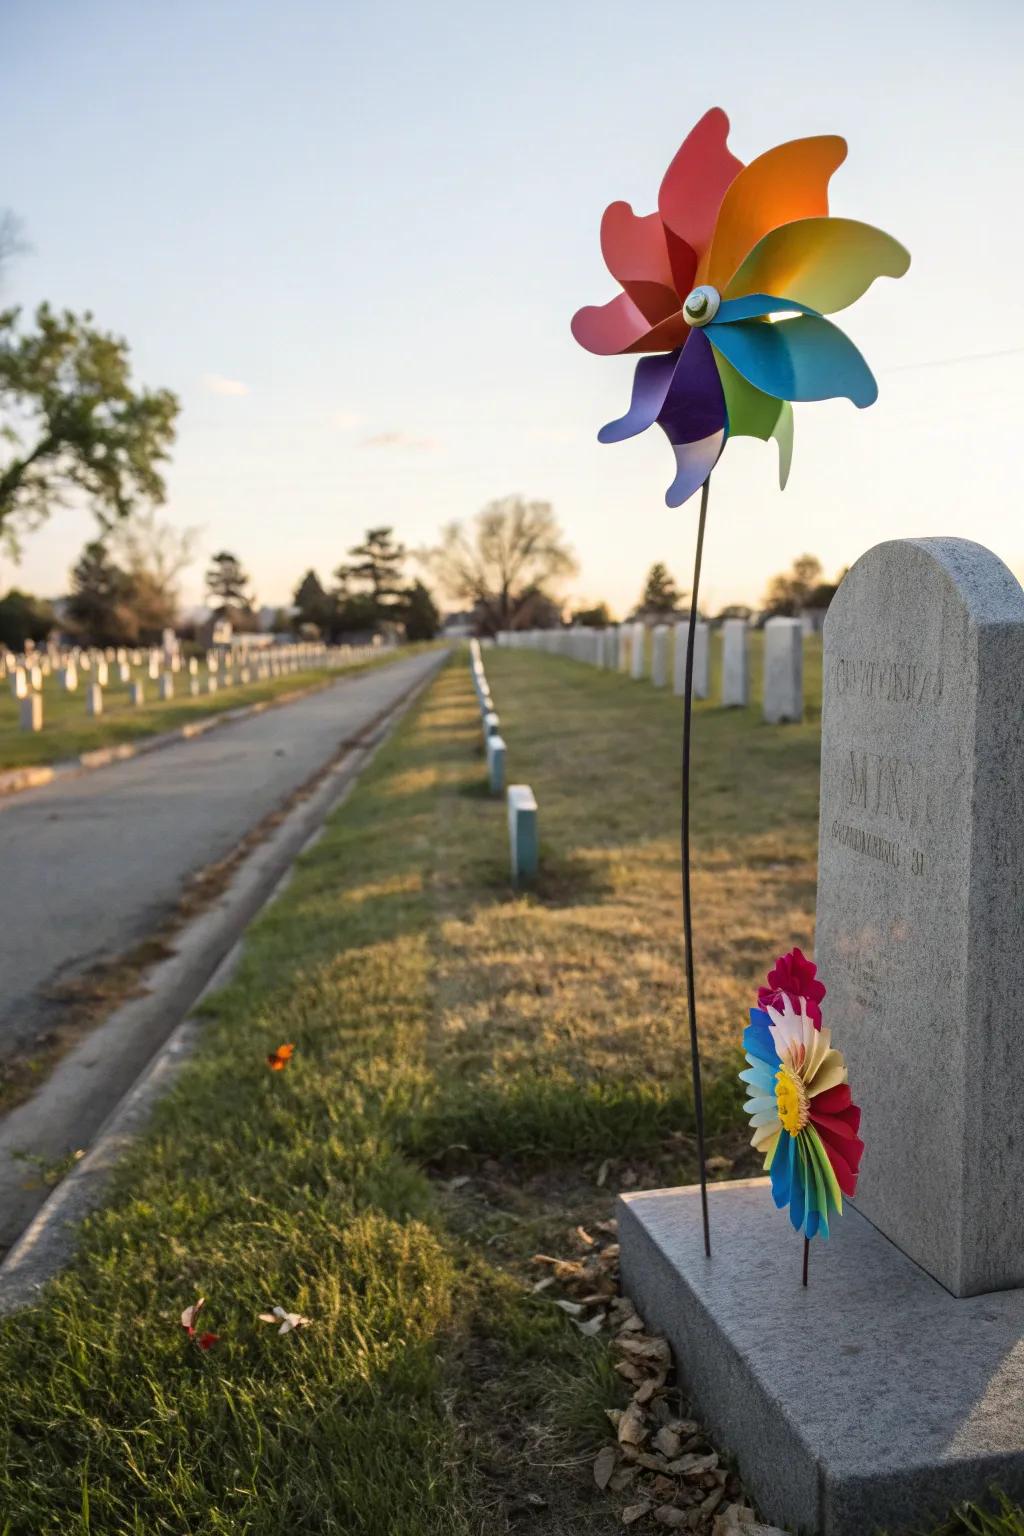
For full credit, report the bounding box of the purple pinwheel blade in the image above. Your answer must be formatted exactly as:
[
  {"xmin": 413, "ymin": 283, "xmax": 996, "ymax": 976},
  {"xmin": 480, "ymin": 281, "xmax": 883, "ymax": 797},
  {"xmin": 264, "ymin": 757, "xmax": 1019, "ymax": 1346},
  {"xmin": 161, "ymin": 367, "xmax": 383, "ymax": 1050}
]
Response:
[
  {"xmin": 656, "ymin": 329, "xmax": 726, "ymax": 445},
  {"xmin": 598, "ymin": 350, "xmax": 680, "ymax": 444},
  {"xmin": 665, "ymin": 431, "xmax": 725, "ymax": 508}
]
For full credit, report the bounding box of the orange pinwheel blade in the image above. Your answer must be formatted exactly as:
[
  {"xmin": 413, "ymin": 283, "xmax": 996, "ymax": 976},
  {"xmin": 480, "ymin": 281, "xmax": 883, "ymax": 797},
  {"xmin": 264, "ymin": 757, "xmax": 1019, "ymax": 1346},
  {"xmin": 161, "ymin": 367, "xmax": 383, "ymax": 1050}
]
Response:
[{"xmin": 701, "ymin": 135, "xmax": 847, "ymax": 291}]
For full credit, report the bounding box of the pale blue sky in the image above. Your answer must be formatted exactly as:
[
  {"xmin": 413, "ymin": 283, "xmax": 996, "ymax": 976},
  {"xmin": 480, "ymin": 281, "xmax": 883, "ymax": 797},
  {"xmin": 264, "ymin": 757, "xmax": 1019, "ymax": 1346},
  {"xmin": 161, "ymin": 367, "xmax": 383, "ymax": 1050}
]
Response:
[{"xmin": 2, "ymin": 0, "xmax": 1023, "ymax": 617}]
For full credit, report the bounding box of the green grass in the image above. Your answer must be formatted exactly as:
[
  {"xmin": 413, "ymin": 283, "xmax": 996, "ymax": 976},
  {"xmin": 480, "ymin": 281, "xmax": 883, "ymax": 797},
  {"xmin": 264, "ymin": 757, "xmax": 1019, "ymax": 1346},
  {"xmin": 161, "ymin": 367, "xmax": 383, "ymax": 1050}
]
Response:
[
  {"xmin": 0, "ymin": 646, "xmax": 431, "ymax": 771},
  {"xmin": 0, "ymin": 641, "xmax": 1010, "ymax": 1534}
]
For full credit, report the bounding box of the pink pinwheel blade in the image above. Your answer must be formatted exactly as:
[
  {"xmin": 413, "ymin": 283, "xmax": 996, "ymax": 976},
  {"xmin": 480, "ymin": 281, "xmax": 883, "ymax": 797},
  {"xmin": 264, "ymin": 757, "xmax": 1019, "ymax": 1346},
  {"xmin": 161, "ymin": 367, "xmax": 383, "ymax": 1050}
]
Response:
[
  {"xmin": 601, "ymin": 201, "xmax": 678, "ymax": 320},
  {"xmin": 659, "ymin": 108, "xmax": 744, "ymax": 271},
  {"xmin": 571, "ymin": 291, "xmax": 689, "ymax": 356}
]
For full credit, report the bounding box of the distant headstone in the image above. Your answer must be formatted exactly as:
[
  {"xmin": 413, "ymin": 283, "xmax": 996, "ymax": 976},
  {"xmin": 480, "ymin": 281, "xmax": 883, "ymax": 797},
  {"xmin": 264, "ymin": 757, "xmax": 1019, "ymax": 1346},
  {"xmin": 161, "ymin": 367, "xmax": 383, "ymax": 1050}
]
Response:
[
  {"xmin": 817, "ymin": 537, "xmax": 1024, "ymax": 1297},
  {"xmin": 189, "ymin": 676, "xmax": 201, "ymax": 697},
  {"xmin": 10, "ymin": 667, "xmax": 27, "ymax": 700},
  {"xmin": 94, "ymin": 660, "xmax": 108, "ymax": 687},
  {"xmin": 159, "ymin": 674, "xmax": 174, "ymax": 701},
  {"xmin": 118, "ymin": 661, "xmax": 131, "ymax": 684},
  {"xmin": 673, "ymin": 621, "xmax": 709, "ymax": 699},
  {"xmin": 762, "ymin": 617, "xmax": 803, "ymax": 723},
  {"xmin": 651, "ymin": 625, "xmax": 669, "ymax": 687},
  {"xmin": 720, "ymin": 620, "xmax": 748, "ymax": 707},
  {"xmin": 507, "ymin": 784, "xmax": 538, "ymax": 885},
  {"xmin": 130, "ymin": 680, "xmax": 145, "ymax": 707},
  {"xmin": 630, "ymin": 622, "xmax": 646, "ymax": 680},
  {"xmin": 62, "ymin": 665, "xmax": 78, "ymax": 693},
  {"xmin": 486, "ymin": 733, "xmax": 506, "ymax": 795},
  {"xmin": 483, "ymin": 710, "xmax": 501, "ymax": 738},
  {"xmin": 207, "ymin": 676, "xmax": 218, "ymax": 695},
  {"xmin": 86, "ymin": 682, "xmax": 103, "ymax": 717},
  {"xmin": 29, "ymin": 665, "xmax": 42, "ymax": 692},
  {"xmin": 20, "ymin": 694, "xmax": 42, "ymax": 732},
  {"xmin": 618, "ymin": 625, "xmax": 631, "ymax": 674}
]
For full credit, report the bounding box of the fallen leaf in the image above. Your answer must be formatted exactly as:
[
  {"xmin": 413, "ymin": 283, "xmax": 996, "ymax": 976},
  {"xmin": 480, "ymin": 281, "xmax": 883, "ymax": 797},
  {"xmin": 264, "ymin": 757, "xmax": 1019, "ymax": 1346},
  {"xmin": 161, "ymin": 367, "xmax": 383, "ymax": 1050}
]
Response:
[
  {"xmin": 605, "ymin": 1409, "xmax": 624, "ymax": 1430},
  {"xmin": 575, "ymin": 1225, "xmax": 596, "ymax": 1246},
  {"xmin": 553, "ymin": 1298, "xmax": 585, "ymax": 1317},
  {"xmin": 609, "ymin": 1466, "xmax": 639, "ymax": 1493},
  {"xmin": 596, "ymin": 1159, "xmax": 611, "ymax": 1187},
  {"xmin": 196, "ymin": 1331, "xmax": 219, "ymax": 1350},
  {"xmin": 705, "ymin": 1155, "xmax": 734, "ymax": 1174},
  {"xmin": 617, "ymin": 1314, "xmax": 645, "ymax": 1334},
  {"xmin": 531, "ymin": 1275, "xmax": 556, "ymax": 1294},
  {"xmin": 616, "ymin": 1401, "xmax": 648, "ymax": 1448},
  {"xmin": 653, "ymin": 1508, "xmax": 689, "ymax": 1529},
  {"xmin": 574, "ymin": 1312, "xmax": 605, "ymax": 1337},
  {"xmin": 596, "ymin": 1218, "xmax": 618, "ymax": 1235},
  {"xmin": 667, "ymin": 1452, "xmax": 719, "ymax": 1479},
  {"xmin": 622, "ymin": 1501, "xmax": 653, "ymax": 1525},
  {"xmin": 593, "ymin": 1444, "xmax": 617, "ymax": 1490},
  {"xmin": 701, "ymin": 1486, "xmax": 726, "ymax": 1515},
  {"xmin": 653, "ymin": 1426, "xmax": 682, "ymax": 1459},
  {"xmin": 258, "ymin": 1305, "xmax": 310, "ymax": 1335},
  {"xmin": 180, "ymin": 1298, "xmax": 205, "ymax": 1335},
  {"xmin": 615, "ymin": 1334, "xmax": 672, "ymax": 1364},
  {"xmin": 633, "ymin": 1377, "xmax": 662, "ymax": 1405},
  {"xmin": 446, "ymin": 1175, "xmax": 471, "ymax": 1190}
]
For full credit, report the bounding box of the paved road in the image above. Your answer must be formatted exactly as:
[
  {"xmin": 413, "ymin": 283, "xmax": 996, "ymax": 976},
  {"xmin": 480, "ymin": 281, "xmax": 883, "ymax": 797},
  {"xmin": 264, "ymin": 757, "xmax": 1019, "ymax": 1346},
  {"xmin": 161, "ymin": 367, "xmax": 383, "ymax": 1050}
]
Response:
[{"xmin": 0, "ymin": 650, "xmax": 444, "ymax": 1055}]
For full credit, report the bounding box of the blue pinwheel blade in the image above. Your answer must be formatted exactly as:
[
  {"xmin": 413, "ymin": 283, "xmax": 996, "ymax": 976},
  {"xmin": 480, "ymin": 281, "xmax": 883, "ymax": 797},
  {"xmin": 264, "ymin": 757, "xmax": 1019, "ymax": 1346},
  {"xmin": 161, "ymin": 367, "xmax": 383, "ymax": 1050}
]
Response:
[
  {"xmin": 713, "ymin": 292, "xmax": 820, "ymax": 324},
  {"xmin": 706, "ymin": 313, "xmax": 878, "ymax": 407}
]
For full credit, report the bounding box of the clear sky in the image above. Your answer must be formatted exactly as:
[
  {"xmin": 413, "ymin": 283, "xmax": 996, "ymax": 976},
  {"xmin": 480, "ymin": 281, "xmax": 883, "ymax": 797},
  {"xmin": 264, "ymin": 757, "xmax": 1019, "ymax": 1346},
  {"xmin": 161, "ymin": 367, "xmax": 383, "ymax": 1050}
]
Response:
[{"xmin": 2, "ymin": 0, "xmax": 1023, "ymax": 618}]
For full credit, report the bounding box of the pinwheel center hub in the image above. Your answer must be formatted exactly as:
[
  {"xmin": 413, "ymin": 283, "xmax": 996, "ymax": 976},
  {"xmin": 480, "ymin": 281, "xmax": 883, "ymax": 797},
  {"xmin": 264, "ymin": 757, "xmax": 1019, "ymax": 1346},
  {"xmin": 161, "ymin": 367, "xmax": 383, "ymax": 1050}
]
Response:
[
  {"xmin": 682, "ymin": 284, "xmax": 720, "ymax": 326},
  {"xmin": 775, "ymin": 1064, "xmax": 809, "ymax": 1135}
]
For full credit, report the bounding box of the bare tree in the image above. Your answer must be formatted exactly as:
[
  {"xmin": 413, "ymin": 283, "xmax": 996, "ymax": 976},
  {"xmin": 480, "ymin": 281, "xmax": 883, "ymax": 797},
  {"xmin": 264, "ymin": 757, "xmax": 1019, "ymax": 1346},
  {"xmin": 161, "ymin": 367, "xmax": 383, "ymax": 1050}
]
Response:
[
  {"xmin": 424, "ymin": 496, "xmax": 577, "ymax": 634},
  {"xmin": 108, "ymin": 508, "xmax": 198, "ymax": 634}
]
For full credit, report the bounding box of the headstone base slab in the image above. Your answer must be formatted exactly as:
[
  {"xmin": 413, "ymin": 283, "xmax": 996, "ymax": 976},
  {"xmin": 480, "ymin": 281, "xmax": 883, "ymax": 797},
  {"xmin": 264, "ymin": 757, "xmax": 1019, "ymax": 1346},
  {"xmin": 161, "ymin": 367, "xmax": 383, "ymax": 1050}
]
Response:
[{"xmin": 619, "ymin": 1178, "xmax": 1024, "ymax": 1536}]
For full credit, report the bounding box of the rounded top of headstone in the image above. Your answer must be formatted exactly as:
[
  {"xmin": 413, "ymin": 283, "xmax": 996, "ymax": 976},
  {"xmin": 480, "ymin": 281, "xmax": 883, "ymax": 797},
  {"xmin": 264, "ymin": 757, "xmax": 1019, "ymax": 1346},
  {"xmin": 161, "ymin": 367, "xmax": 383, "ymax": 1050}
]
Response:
[{"xmin": 827, "ymin": 538, "xmax": 1024, "ymax": 639}]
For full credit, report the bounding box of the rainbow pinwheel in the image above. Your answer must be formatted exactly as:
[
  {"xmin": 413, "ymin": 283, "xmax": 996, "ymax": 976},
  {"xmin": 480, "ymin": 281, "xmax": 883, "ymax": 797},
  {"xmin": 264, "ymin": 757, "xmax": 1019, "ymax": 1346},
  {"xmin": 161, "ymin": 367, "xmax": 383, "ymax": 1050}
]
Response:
[
  {"xmin": 740, "ymin": 959, "xmax": 863, "ymax": 1242},
  {"xmin": 571, "ymin": 108, "xmax": 910, "ymax": 506}
]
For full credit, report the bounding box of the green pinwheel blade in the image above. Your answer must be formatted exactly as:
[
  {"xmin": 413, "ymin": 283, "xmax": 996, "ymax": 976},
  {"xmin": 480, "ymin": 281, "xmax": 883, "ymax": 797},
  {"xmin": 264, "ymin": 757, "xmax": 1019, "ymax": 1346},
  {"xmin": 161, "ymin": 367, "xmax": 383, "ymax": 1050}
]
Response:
[
  {"xmin": 714, "ymin": 350, "xmax": 794, "ymax": 489},
  {"xmin": 725, "ymin": 217, "xmax": 910, "ymax": 315}
]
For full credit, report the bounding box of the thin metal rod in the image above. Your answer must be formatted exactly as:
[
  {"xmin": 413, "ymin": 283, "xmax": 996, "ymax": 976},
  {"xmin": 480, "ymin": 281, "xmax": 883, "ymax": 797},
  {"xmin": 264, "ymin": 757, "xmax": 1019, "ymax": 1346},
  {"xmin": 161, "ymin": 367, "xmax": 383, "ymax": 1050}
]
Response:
[
  {"xmin": 802, "ymin": 1237, "xmax": 810, "ymax": 1288},
  {"xmin": 681, "ymin": 475, "xmax": 711, "ymax": 1258}
]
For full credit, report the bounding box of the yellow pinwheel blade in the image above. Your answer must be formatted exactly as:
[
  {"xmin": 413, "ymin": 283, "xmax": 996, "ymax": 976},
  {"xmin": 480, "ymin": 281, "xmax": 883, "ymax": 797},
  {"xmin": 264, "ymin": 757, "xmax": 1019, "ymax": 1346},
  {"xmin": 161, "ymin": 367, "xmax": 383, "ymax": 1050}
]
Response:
[{"xmin": 726, "ymin": 217, "xmax": 910, "ymax": 314}]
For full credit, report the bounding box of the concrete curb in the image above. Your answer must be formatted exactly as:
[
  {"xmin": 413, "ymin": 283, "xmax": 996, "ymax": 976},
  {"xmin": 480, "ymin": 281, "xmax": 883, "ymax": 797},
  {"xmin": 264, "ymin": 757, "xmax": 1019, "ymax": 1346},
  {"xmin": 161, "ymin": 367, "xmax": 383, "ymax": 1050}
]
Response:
[
  {"xmin": 0, "ymin": 655, "xmax": 399, "ymax": 801},
  {"xmin": 0, "ymin": 651, "xmax": 447, "ymax": 1313}
]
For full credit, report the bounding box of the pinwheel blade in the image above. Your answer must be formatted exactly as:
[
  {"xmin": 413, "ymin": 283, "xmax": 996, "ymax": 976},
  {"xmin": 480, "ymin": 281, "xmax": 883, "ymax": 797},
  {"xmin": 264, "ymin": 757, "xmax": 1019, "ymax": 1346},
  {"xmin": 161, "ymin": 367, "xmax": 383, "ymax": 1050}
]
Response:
[
  {"xmin": 663, "ymin": 430, "xmax": 724, "ymax": 508},
  {"xmin": 570, "ymin": 291, "xmax": 689, "ymax": 356},
  {"xmin": 598, "ymin": 351, "xmax": 680, "ymax": 444},
  {"xmin": 707, "ymin": 313, "xmax": 878, "ymax": 407},
  {"xmin": 658, "ymin": 106, "xmax": 743, "ymax": 273},
  {"xmin": 701, "ymin": 135, "xmax": 847, "ymax": 290},
  {"xmin": 726, "ymin": 217, "xmax": 911, "ymax": 315}
]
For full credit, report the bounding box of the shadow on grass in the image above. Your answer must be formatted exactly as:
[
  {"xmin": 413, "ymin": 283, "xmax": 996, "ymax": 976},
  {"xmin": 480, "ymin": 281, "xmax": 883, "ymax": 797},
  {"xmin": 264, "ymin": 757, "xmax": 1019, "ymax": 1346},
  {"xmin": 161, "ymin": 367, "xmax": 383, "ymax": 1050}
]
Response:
[{"xmin": 402, "ymin": 1061, "xmax": 746, "ymax": 1167}]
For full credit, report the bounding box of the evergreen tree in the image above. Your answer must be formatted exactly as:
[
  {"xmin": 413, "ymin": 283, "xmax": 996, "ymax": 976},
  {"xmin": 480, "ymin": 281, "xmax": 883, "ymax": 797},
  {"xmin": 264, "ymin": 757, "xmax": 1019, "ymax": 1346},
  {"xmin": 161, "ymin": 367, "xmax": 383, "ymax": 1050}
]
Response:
[
  {"xmin": 402, "ymin": 579, "xmax": 440, "ymax": 641},
  {"xmin": 639, "ymin": 562, "xmax": 683, "ymax": 617},
  {"xmin": 205, "ymin": 551, "xmax": 252, "ymax": 611},
  {"xmin": 66, "ymin": 541, "xmax": 137, "ymax": 645}
]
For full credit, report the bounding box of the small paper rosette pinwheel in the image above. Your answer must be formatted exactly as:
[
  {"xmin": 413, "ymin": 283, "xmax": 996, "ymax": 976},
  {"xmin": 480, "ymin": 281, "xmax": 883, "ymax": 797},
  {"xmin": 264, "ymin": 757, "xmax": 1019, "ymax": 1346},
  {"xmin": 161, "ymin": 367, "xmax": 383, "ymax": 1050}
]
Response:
[
  {"xmin": 571, "ymin": 108, "xmax": 910, "ymax": 506},
  {"xmin": 740, "ymin": 964, "xmax": 863, "ymax": 1241}
]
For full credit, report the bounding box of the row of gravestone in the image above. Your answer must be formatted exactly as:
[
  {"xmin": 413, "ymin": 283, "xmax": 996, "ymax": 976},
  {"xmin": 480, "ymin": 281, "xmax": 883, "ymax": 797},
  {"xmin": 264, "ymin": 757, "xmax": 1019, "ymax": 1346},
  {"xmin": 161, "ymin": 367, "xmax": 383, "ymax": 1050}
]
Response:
[
  {"xmin": 9, "ymin": 642, "xmax": 380, "ymax": 733},
  {"xmin": 469, "ymin": 639, "xmax": 538, "ymax": 885},
  {"xmin": 496, "ymin": 617, "xmax": 804, "ymax": 723}
]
